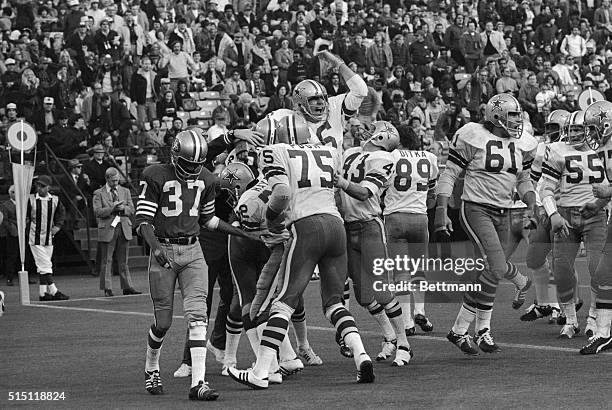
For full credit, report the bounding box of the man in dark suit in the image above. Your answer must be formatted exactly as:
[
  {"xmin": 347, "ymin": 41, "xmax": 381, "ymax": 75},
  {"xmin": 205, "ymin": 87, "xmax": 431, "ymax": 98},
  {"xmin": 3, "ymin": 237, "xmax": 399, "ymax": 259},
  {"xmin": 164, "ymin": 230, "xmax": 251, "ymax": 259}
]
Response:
[
  {"xmin": 93, "ymin": 167, "xmax": 140, "ymax": 297},
  {"xmin": 0, "ymin": 185, "xmax": 18, "ymax": 286},
  {"xmin": 83, "ymin": 144, "xmax": 112, "ymax": 191},
  {"xmin": 60, "ymin": 159, "xmax": 92, "ymax": 230}
]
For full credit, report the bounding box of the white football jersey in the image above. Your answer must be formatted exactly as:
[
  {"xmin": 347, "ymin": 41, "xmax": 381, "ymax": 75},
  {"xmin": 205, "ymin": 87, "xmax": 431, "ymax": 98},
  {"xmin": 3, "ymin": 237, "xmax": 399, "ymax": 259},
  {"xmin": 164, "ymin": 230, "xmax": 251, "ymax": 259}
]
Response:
[
  {"xmin": 541, "ymin": 142, "xmax": 607, "ymax": 207},
  {"xmin": 234, "ymin": 179, "xmax": 271, "ymax": 234},
  {"xmin": 383, "ymin": 150, "xmax": 439, "ymax": 215},
  {"xmin": 266, "ymin": 94, "xmax": 353, "ymax": 152},
  {"xmin": 340, "ymin": 147, "xmax": 394, "ymax": 222},
  {"xmin": 597, "ymin": 136, "xmax": 612, "ymax": 181},
  {"xmin": 260, "ymin": 143, "xmax": 342, "ymax": 225},
  {"xmin": 442, "ymin": 122, "xmax": 538, "ymax": 208}
]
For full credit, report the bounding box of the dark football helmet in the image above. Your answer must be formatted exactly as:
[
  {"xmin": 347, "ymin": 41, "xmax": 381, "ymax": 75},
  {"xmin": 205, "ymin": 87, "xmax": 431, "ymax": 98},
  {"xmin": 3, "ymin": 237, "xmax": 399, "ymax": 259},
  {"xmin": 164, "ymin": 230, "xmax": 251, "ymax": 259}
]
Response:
[{"xmin": 171, "ymin": 128, "xmax": 208, "ymax": 180}]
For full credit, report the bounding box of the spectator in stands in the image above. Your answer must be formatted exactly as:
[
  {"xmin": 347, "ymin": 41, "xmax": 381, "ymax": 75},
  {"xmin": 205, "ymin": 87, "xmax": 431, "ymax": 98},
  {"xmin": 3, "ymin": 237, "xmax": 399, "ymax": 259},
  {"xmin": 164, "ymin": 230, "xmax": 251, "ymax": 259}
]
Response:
[
  {"xmin": 267, "ymin": 83, "xmax": 293, "ymax": 113},
  {"xmin": 175, "ymin": 80, "xmax": 192, "ymax": 111},
  {"xmin": 161, "ymin": 41, "xmax": 197, "ymax": 91},
  {"xmin": 223, "ymin": 31, "xmax": 252, "ymax": 79},
  {"xmin": 496, "ymin": 66, "xmax": 519, "ymax": 94},
  {"xmin": 251, "ymin": 35, "xmax": 273, "ymax": 75},
  {"xmin": 130, "ymin": 56, "xmax": 157, "ymax": 129},
  {"xmin": 146, "ymin": 118, "xmax": 166, "ymax": 148},
  {"xmin": 90, "ymin": 94, "xmax": 131, "ymax": 147},
  {"xmin": 481, "ymin": 20, "xmax": 506, "ymax": 58},
  {"xmin": 385, "ymin": 94, "xmax": 409, "ymax": 127},
  {"xmin": 208, "ymin": 106, "xmax": 230, "ymax": 141},
  {"xmin": 275, "ymin": 38, "xmax": 293, "ymax": 83},
  {"xmin": 366, "ymin": 31, "xmax": 393, "ymax": 77},
  {"xmin": 468, "ymin": 68, "xmax": 494, "ymax": 122},
  {"xmin": 93, "ymin": 167, "xmax": 139, "ymax": 297},
  {"xmin": 326, "ymin": 72, "xmax": 348, "ymax": 96},
  {"xmin": 224, "ymin": 69, "xmax": 247, "ymax": 95},
  {"xmin": 203, "ymin": 59, "xmax": 225, "ymax": 91},
  {"xmin": 60, "ymin": 159, "xmax": 91, "ymax": 230},
  {"xmin": 83, "ymin": 144, "xmax": 112, "ymax": 191},
  {"xmin": 156, "ymin": 90, "xmax": 177, "ymax": 120}
]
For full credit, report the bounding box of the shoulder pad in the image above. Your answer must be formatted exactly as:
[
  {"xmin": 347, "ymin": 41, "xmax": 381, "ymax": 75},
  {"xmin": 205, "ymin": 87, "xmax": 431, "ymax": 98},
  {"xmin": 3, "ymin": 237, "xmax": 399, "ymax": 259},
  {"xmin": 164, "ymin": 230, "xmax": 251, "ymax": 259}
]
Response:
[
  {"xmin": 517, "ymin": 132, "xmax": 538, "ymax": 153},
  {"xmin": 454, "ymin": 122, "xmax": 489, "ymax": 149}
]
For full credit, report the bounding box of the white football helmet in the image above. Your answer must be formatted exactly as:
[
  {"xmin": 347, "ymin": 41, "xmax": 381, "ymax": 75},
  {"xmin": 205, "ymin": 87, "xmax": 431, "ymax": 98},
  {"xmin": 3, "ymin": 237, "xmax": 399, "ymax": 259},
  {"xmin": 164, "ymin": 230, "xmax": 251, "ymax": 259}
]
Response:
[
  {"xmin": 361, "ymin": 121, "xmax": 400, "ymax": 152},
  {"xmin": 484, "ymin": 93, "xmax": 523, "ymax": 138}
]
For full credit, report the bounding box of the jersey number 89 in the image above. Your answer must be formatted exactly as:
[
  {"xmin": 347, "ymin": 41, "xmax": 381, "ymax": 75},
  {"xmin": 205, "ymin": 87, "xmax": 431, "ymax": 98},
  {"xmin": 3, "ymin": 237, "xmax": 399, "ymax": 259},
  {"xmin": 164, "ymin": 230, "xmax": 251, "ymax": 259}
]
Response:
[{"xmin": 394, "ymin": 158, "xmax": 430, "ymax": 192}]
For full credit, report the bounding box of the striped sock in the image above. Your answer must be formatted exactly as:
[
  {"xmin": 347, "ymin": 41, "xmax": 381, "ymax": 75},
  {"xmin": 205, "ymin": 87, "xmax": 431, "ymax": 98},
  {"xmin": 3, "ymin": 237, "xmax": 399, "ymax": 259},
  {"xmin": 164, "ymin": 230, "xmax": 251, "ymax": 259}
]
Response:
[
  {"xmin": 224, "ymin": 315, "xmax": 242, "ymax": 365},
  {"xmin": 189, "ymin": 321, "xmax": 208, "ymax": 388},
  {"xmin": 254, "ymin": 313, "xmax": 289, "ymax": 379},
  {"xmin": 246, "ymin": 327, "xmax": 260, "ymax": 357},
  {"xmin": 384, "ymin": 299, "xmax": 409, "ymax": 346},
  {"xmin": 367, "ymin": 300, "xmax": 395, "ymax": 341},
  {"xmin": 145, "ymin": 325, "xmax": 166, "ymax": 371},
  {"xmin": 291, "ymin": 305, "xmax": 309, "ymax": 350},
  {"xmin": 504, "ymin": 262, "xmax": 527, "ymax": 289},
  {"xmin": 326, "ymin": 304, "xmax": 366, "ymax": 369}
]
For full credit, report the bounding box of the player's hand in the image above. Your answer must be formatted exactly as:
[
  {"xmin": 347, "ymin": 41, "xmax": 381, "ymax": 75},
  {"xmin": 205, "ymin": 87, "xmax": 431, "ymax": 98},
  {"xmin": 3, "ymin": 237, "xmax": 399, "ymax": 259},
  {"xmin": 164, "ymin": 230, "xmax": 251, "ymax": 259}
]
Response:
[
  {"xmin": 592, "ymin": 183, "xmax": 612, "ymax": 199},
  {"xmin": 523, "ymin": 207, "xmax": 538, "ymax": 230},
  {"xmin": 233, "ymin": 129, "xmax": 264, "ymax": 147},
  {"xmin": 316, "ymin": 50, "xmax": 344, "ymax": 67},
  {"xmin": 580, "ymin": 201, "xmax": 603, "ymax": 219},
  {"xmin": 260, "ymin": 230, "xmax": 291, "ymax": 248},
  {"xmin": 434, "ymin": 206, "xmax": 453, "ymax": 240},
  {"xmin": 550, "ymin": 213, "xmax": 571, "ymax": 238},
  {"xmin": 153, "ymin": 246, "xmax": 171, "ymax": 269},
  {"xmin": 333, "ymin": 171, "xmax": 349, "ymax": 190},
  {"xmin": 244, "ymin": 231, "xmax": 264, "ymax": 242}
]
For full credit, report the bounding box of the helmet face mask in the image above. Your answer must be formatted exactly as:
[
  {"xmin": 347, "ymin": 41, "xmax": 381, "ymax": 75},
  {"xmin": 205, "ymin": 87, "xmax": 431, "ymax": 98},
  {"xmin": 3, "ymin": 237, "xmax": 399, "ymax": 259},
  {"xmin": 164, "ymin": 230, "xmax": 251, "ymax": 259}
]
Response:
[
  {"xmin": 484, "ymin": 94, "xmax": 523, "ymax": 138},
  {"xmin": 583, "ymin": 100, "xmax": 612, "ymax": 150},
  {"xmin": 361, "ymin": 121, "xmax": 399, "ymax": 152},
  {"xmin": 564, "ymin": 111, "xmax": 586, "ymax": 147},
  {"xmin": 544, "ymin": 109, "xmax": 570, "ymax": 142},
  {"xmin": 293, "ymin": 80, "xmax": 329, "ymax": 123},
  {"xmin": 171, "ymin": 128, "xmax": 208, "ymax": 181}
]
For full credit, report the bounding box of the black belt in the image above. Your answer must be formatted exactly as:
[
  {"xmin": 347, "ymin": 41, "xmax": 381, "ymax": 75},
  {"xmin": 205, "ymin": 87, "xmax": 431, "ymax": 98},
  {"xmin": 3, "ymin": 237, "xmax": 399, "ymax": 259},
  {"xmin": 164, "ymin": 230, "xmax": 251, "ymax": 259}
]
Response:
[{"xmin": 157, "ymin": 236, "xmax": 198, "ymax": 245}]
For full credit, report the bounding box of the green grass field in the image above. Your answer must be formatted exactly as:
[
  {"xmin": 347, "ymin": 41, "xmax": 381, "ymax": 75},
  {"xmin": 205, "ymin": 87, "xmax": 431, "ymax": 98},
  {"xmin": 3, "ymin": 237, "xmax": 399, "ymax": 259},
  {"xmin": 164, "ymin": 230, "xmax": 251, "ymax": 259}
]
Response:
[{"xmin": 1, "ymin": 257, "xmax": 611, "ymax": 409}]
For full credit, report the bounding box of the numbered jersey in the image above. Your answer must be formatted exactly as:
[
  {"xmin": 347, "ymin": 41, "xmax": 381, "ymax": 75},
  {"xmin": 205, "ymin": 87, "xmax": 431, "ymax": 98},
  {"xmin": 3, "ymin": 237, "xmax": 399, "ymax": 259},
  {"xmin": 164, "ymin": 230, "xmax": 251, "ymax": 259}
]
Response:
[
  {"xmin": 266, "ymin": 94, "xmax": 353, "ymax": 151},
  {"xmin": 597, "ymin": 137, "xmax": 612, "ymax": 181},
  {"xmin": 383, "ymin": 150, "xmax": 439, "ymax": 215},
  {"xmin": 135, "ymin": 164, "xmax": 216, "ymax": 238},
  {"xmin": 447, "ymin": 122, "xmax": 537, "ymax": 208},
  {"xmin": 541, "ymin": 142, "xmax": 607, "ymax": 207},
  {"xmin": 261, "ymin": 143, "xmax": 342, "ymax": 224},
  {"xmin": 225, "ymin": 147, "xmax": 258, "ymax": 169},
  {"xmin": 234, "ymin": 179, "xmax": 271, "ymax": 234},
  {"xmin": 341, "ymin": 147, "xmax": 394, "ymax": 222}
]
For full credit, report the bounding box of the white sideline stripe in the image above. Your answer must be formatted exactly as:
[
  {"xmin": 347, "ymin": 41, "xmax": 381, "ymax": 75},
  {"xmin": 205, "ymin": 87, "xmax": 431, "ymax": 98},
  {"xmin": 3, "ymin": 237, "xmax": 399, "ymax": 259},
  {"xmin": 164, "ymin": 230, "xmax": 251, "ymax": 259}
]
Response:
[
  {"xmin": 24, "ymin": 304, "xmax": 591, "ymax": 354},
  {"xmin": 306, "ymin": 325, "xmax": 583, "ymax": 353},
  {"xmin": 38, "ymin": 287, "xmax": 224, "ymax": 303},
  {"xmin": 25, "ymin": 303, "xmax": 185, "ymax": 319}
]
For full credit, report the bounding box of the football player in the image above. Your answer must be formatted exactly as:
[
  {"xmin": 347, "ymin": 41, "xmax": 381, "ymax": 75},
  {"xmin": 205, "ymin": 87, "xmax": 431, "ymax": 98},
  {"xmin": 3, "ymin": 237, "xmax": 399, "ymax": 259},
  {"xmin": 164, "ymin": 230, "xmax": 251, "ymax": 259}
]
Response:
[
  {"xmin": 436, "ymin": 93, "xmax": 538, "ymax": 355},
  {"xmin": 384, "ymin": 124, "xmax": 439, "ymax": 336},
  {"xmin": 521, "ymin": 110, "xmax": 570, "ymax": 323},
  {"xmin": 263, "ymin": 50, "xmax": 368, "ymax": 151},
  {"xmin": 578, "ymin": 100, "xmax": 612, "ymax": 354},
  {"xmin": 136, "ymin": 128, "xmax": 260, "ymax": 400},
  {"xmin": 334, "ymin": 121, "xmax": 413, "ymax": 366},
  {"xmin": 540, "ymin": 110, "xmax": 608, "ymax": 339},
  {"xmin": 229, "ymin": 117, "xmax": 375, "ymax": 389}
]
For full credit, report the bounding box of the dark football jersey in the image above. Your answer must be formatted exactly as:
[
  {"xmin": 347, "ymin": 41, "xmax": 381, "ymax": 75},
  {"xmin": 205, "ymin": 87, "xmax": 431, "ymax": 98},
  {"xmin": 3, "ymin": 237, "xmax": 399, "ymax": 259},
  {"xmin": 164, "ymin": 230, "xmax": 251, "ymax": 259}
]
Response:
[{"xmin": 135, "ymin": 164, "xmax": 217, "ymax": 238}]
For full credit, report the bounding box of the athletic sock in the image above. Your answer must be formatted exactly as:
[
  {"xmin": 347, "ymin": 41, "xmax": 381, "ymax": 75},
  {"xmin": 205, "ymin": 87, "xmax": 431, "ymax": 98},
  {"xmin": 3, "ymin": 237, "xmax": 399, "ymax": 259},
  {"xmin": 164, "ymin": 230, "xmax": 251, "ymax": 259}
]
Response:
[
  {"xmin": 367, "ymin": 301, "xmax": 396, "ymax": 341},
  {"xmin": 595, "ymin": 309, "xmax": 612, "ymax": 338},
  {"xmin": 326, "ymin": 304, "xmax": 367, "ymax": 369},
  {"xmin": 246, "ymin": 328, "xmax": 260, "ymax": 357},
  {"xmin": 505, "ymin": 262, "xmax": 527, "ymax": 289},
  {"xmin": 561, "ymin": 302, "xmax": 577, "ymax": 325},
  {"xmin": 253, "ymin": 313, "xmax": 289, "ymax": 379},
  {"xmin": 278, "ymin": 332, "xmax": 297, "ymax": 361},
  {"xmin": 39, "ymin": 285, "xmax": 47, "ymax": 297},
  {"xmin": 397, "ymin": 294, "xmax": 413, "ymax": 329},
  {"xmin": 589, "ymin": 287, "xmax": 598, "ymax": 319},
  {"xmin": 452, "ymin": 304, "xmax": 476, "ymax": 335},
  {"xmin": 412, "ymin": 287, "xmax": 426, "ymax": 316},
  {"xmin": 531, "ymin": 264, "xmax": 550, "ymax": 305},
  {"xmin": 548, "ymin": 273, "xmax": 559, "ymax": 309},
  {"xmin": 224, "ymin": 315, "xmax": 242, "ymax": 365},
  {"xmin": 384, "ymin": 299, "xmax": 410, "ymax": 347},
  {"xmin": 475, "ymin": 308, "xmax": 493, "ymax": 332},
  {"xmin": 145, "ymin": 325, "xmax": 166, "ymax": 371},
  {"xmin": 47, "ymin": 282, "xmax": 58, "ymax": 296},
  {"xmin": 188, "ymin": 321, "xmax": 208, "ymax": 388}
]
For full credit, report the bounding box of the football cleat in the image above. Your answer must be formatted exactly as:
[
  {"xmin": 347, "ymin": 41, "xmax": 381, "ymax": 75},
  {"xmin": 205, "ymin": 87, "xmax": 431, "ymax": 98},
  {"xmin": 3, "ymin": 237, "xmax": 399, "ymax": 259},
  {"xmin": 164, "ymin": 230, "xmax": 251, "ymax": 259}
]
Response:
[
  {"xmin": 221, "ymin": 362, "xmax": 236, "ymax": 376},
  {"xmin": 405, "ymin": 327, "xmax": 416, "ymax": 337},
  {"xmin": 585, "ymin": 316, "xmax": 597, "ymax": 338},
  {"xmin": 580, "ymin": 336, "xmax": 612, "ymax": 355},
  {"xmin": 39, "ymin": 293, "xmax": 54, "ymax": 301},
  {"xmin": 356, "ymin": 354, "xmax": 375, "ymax": 383},
  {"xmin": 391, "ymin": 345, "xmax": 413, "ymax": 367},
  {"xmin": 414, "ymin": 314, "xmax": 434, "ymax": 332},
  {"xmin": 144, "ymin": 370, "xmax": 163, "ymax": 395},
  {"xmin": 268, "ymin": 371, "xmax": 283, "ymax": 384},
  {"xmin": 52, "ymin": 291, "xmax": 70, "ymax": 301},
  {"xmin": 279, "ymin": 357, "xmax": 304, "ymax": 376},
  {"xmin": 173, "ymin": 363, "xmax": 191, "ymax": 378},
  {"xmin": 0, "ymin": 290, "xmax": 4, "ymax": 317},
  {"xmin": 336, "ymin": 331, "xmax": 353, "ymax": 358},
  {"xmin": 311, "ymin": 272, "xmax": 320, "ymax": 281},
  {"xmin": 512, "ymin": 278, "xmax": 532, "ymax": 310},
  {"xmin": 559, "ymin": 324, "xmax": 580, "ymax": 339},
  {"xmin": 474, "ymin": 328, "xmax": 501, "ymax": 353},
  {"xmin": 376, "ymin": 338, "xmax": 397, "ymax": 361},
  {"xmin": 520, "ymin": 304, "xmax": 553, "ymax": 321},
  {"xmin": 550, "ymin": 307, "xmax": 560, "ymax": 324},
  {"xmin": 206, "ymin": 340, "xmax": 225, "ymax": 364},
  {"xmin": 189, "ymin": 381, "xmax": 219, "ymax": 401},
  {"xmin": 447, "ymin": 330, "xmax": 479, "ymax": 356},
  {"xmin": 228, "ymin": 367, "xmax": 269, "ymax": 390},
  {"xmin": 298, "ymin": 347, "xmax": 323, "ymax": 366}
]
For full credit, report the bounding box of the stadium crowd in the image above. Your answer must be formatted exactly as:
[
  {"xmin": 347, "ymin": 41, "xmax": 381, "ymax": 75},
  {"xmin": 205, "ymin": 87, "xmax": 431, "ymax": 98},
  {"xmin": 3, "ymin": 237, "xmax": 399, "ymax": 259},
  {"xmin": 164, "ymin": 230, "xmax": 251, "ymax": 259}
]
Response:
[{"xmin": 0, "ymin": 0, "xmax": 610, "ymax": 272}]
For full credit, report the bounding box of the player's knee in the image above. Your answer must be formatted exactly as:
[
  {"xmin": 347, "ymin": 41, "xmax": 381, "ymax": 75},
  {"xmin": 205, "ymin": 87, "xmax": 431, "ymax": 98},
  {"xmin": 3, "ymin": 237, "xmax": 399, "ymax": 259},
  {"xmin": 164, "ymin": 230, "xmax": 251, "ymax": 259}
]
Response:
[{"xmin": 270, "ymin": 300, "xmax": 295, "ymax": 319}]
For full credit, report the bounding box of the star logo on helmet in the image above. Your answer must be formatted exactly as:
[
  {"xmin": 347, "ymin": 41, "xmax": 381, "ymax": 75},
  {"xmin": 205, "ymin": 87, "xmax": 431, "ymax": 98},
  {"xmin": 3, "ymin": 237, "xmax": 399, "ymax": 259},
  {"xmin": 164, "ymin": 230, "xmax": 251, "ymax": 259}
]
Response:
[
  {"xmin": 223, "ymin": 169, "xmax": 240, "ymax": 185},
  {"xmin": 596, "ymin": 108, "xmax": 608, "ymax": 122},
  {"xmin": 491, "ymin": 98, "xmax": 504, "ymax": 111}
]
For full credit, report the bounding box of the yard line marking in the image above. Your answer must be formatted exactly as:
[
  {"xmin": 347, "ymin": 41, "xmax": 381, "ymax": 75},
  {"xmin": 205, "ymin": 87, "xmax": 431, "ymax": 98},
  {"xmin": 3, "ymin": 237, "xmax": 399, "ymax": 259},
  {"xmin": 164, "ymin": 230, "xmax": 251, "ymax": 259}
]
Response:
[
  {"xmin": 24, "ymin": 304, "xmax": 598, "ymax": 354},
  {"xmin": 306, "ymin": 326, "xmax": 591, "ymax": 354},
  {"xmin": 26, "ymin": 303, "xmax": 184, "ymax": 319}
]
